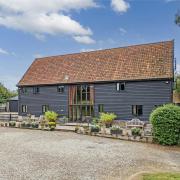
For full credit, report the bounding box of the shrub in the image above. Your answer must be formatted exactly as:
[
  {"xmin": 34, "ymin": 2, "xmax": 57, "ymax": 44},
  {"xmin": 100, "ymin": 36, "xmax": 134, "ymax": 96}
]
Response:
[
  {"xmin": 90, "ymin": 125, "xmax": 100, "ymax": 133},
  {"xmin": 45, "ymin": 111, "xmax": 58, "ymax": 131},
  {"xmin": 48, "ymin": 121, "xmax": 56, "ymax": 131},
  {"xmin": 100, "ymin": 112, "xmax": 117, "ymax": 125},
  {"xmin": 9, "ymin": 121, "xmax": 16, "ymax": 127},
  {"xmin": 45, "ymin": 111, "xmax": 58, "ymax": 122},
  {"xmin": 110, "ymin": 126, "xmax": 123, "ymax": 135},
  {"xmin": 131, "ymin": 128, "xmax": 141, "ymax": 137},
  {"xmin": 25, "ymin": 121, "xmax": 31, "ymax": 128},
  {"xmin": 32, "ymin": 122, "xmax": 39, "ymax": 128},
  {"xmin": 150, "ymin": 104, "xmax": 180, "ymax": 145},
  {"xmin": 21, "ymin": 121, "xmax": 26, "ymax": 128},
  {"xmin": 92, "ymin": 117, "xmax": 100, "ymax": 125}
]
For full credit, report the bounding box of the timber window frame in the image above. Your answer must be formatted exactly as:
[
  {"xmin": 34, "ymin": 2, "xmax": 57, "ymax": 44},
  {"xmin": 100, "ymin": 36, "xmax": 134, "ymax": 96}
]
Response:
[
  {"xmin": 116, "ymin": 82, "xmax": 125, "ymax": 91},
  {"xmin": 22, "ymin": 105, "xmax": 27, "ymax": 113},
  {"xmin": 33, "ymin": 86, "xmax": 40, "ymax": 94},
  {"xmin": 42, "ymin": 105, "xmax": 49, "ymax": 113},
  {"xmin": 57, "ymin": 86, "xmax": 64, "ymax": 93},
  {"xmin": 132, "ymin": 105, "xmax": 143, "ymax": 116},
  {"xmin": 98, "ymin": 104, "xmax": 104, "ymax": 113}
]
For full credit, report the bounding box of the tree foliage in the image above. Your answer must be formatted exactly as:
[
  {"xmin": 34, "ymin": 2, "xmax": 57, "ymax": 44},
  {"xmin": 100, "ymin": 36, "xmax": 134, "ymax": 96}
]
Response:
[
  {"xmin": 175, "ymin": 11, "xmax": 180, "ymax": 26},
  {"xmin": 174, "ymin": 74, "xmax": 180, "ymax": 93},
  {"xmin": 0, "ymin": 83, "xmax": 17, "ymax": 104}
]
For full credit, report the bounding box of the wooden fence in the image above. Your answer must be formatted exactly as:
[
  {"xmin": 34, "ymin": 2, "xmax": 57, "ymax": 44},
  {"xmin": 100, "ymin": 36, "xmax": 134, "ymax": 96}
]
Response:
[{"xmin": 0, "ymin": 113, "xmax": 18, "ymax": 121}]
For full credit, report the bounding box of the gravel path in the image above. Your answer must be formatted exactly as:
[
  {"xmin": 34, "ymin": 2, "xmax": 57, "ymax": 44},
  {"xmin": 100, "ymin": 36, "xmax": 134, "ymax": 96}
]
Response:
[{"xmin": 0, "ymin": 128, "xmax": 179, "ymax": 180}]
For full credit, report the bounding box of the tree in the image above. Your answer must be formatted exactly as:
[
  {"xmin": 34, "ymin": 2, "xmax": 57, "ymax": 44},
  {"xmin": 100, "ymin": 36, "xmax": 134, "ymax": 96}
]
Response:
[
  {"xmin": 174, "ymin": 74, "xmax": 180, "ymax": 93},
  {"xmin": 175, "ymin": 11, "xmax": 180, "ymax": 26},
  {"xmin": 0, "ymin": 83, "xmax": 17, "ymax": 104}
]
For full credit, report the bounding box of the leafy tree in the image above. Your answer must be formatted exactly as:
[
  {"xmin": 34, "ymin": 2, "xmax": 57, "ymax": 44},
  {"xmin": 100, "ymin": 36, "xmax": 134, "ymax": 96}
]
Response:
[
  {"xmin": 0, "ymin": 83, "xmax": 17, "ymax": 104},
  {"xmin": 175, "ymin": 11, "xmax": 180, "ymax": 26},
  {"xmin": 174, "ymin": 74, "xmax": 180, "ymax": 93}
]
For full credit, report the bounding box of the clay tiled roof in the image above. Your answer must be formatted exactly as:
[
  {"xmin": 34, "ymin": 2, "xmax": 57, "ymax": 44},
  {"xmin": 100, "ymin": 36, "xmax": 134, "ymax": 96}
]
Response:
[{"xmin": 18, "ymin": 41, "xmax": 174, "ymax": 86}]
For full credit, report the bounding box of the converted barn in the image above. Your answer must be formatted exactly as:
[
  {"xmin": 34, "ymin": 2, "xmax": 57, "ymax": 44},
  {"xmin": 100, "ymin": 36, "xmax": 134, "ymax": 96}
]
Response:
[{"xmin": 17, "ymin": 41, "xmax": 174, "ymax": 121}]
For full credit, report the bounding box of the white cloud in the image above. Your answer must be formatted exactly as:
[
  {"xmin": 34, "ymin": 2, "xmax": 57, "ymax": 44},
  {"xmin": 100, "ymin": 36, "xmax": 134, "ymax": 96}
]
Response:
[
  {"xmin": 111, "ymin": 0, "xmax": 130, "ymax": 13},
  {"xmin": 0, "ymin": 0, "xmax": 97, "ymax": 44},
  {"xmin": 80, "ymin": 48, "xmax": 102, "ymax": 52},
  {"xmin": 0, "ymin": 48, "xmax": 9, "ymax": 55},
  {"xmin": 119, "ymin": 27, "xmax": 127, "ymax": 35},
  {"xmin": 33, "ymin": 54, "xmax": 43, "ymax": 58},
  {"xmin": 165, "ymin": 0, "xmax": 177, "ymax": 2},
  {"xmin": 35, "ymin": 34, "xmax": 46, "ymax": 41},
  {"xmin": 73, "ymin": 36, "xmax": 96, "ymax": 44}
]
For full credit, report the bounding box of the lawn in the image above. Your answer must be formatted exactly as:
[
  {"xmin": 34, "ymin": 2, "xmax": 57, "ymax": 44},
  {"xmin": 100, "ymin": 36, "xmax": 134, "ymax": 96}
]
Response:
[{"xmin": 143, "ymin": 173, "xmax": 180, "ymax": 180}]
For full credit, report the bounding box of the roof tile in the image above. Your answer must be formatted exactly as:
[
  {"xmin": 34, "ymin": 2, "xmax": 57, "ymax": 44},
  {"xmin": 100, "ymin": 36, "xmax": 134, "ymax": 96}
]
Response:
[{"xmin": 18, "ymin": 41, "xmax": 174, "ymax": 86}]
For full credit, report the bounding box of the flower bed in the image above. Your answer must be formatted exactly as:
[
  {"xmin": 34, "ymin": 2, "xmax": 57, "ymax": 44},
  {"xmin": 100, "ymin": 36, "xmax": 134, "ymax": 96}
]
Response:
[{"xmin": 75, "ymin": 124, "xmax": 153, "ymax": 143}]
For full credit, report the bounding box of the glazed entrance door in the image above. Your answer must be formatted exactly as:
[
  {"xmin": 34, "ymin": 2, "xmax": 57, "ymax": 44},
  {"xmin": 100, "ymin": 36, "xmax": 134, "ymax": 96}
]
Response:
[{"xmin": 68, "ymin": 85, "xmax": 94, "ymax": 122}]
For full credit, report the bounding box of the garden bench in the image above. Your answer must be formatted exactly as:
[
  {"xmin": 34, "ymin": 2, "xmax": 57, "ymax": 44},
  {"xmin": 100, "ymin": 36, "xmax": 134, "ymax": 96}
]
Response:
[{"xmin": 126, "ymin": 118, "xmax": 145, "ymax": 129}]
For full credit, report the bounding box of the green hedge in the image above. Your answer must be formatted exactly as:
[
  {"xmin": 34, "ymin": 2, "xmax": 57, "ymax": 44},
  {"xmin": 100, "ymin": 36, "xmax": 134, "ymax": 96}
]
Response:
[{"xmin": 150, "ymin": 104, "xmax": 180, "ymax": 145}]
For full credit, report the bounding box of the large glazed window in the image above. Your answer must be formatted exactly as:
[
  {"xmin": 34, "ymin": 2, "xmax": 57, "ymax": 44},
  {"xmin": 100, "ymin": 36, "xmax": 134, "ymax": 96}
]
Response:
[
  {"xmin": 69, "ymin": 85, "xmax": 94, "ymax": 121},
  {"xmin": 69, "ymin": 85, "xmax": 94, "ymax": 105}
]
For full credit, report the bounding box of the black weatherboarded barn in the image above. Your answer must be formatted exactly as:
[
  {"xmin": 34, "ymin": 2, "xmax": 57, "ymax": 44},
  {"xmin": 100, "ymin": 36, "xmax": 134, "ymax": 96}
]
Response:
[{"xmin": 17, "ymin": 41, "xmax": 174, "ymax": 121}]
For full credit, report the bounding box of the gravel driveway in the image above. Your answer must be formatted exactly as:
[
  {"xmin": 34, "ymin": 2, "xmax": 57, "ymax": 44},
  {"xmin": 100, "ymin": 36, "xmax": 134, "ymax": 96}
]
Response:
[{"xmin": 0, "ymin": 128, "xmax": 179, "ymax": 180}]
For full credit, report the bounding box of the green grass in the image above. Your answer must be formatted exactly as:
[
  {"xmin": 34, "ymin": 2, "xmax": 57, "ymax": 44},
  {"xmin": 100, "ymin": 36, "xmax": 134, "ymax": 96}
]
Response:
[{"xmin": 143, "ymin": 173, "xmax": 180, "ymax": 180}]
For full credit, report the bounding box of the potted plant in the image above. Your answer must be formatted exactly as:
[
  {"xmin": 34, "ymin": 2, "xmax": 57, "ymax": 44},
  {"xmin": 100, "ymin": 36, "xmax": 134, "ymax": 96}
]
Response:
[
  {"xmin": 90, "ymin": 125, "xmax": 100, "ymax": 133},
  {"xmin": 9, "ymin": 121, "xmax": 16, "ymax": 127},
  {"xmin": 92, "ymin": 117, "xmax": 100, "ymax": 125},
  {"xmin": 45, "ymin": 111, "xmax": 58, "ymax": 131},
  {"xmin": 100, "ymin": 112, "xmax": 117, "ymax": 128},
  {"xmin": 25, "ymin": 121, "xmax": 31, "ymax": 128},
  {"xmin": 48, "ymin": 121, "xmax": 56, "ymax": 131},
  {"xmin": 21, "ymin": 121, "xmax": 26, "ymax": 128},
  {"xmin": 32, "ymin": 122, "xmax": 39, "ymax": 128},
  {"xmin": 110, "ymin": 126, "xmax": 123, "ymax": 136},
  {"xmin": 131, "ymin": 128, "xmax": 141, "ymax": 138}
]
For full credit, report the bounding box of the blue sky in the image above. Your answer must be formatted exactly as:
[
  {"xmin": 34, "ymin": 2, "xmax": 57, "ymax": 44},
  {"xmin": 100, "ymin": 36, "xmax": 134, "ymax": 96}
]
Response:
[{"xmin": 0, "ymin": 0, "xmax": 179, "ymax": 90}]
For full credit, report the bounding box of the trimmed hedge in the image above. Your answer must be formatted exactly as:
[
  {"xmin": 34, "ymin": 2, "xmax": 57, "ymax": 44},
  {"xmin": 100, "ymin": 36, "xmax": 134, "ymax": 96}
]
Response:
[{"xmin": 150, "ymin": 104, "xmax": 180, "ymax": 145}]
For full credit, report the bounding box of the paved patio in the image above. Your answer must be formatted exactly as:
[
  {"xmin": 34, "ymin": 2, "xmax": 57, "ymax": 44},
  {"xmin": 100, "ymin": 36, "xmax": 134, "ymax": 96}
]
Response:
[{"xmin": 0, "ymin": 128, "xmax": 179, "ymax": 180}]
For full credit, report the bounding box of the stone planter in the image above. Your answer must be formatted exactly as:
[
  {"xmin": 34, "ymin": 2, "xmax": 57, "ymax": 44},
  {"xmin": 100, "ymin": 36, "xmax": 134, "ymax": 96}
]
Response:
[
  {"xmin": 110, "ymin": 129, "xmax": 123, "ymax": 135},
  {"xmin": 15, "ymin": 122, "xmax": 21, "ymax": 128}
]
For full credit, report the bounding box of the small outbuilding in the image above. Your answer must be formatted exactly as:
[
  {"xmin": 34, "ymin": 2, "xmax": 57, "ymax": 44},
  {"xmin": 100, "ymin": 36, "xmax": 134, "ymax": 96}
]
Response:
[{"xmin": 7, "ymin": 96, "xmax": 18, "ymax": 112}]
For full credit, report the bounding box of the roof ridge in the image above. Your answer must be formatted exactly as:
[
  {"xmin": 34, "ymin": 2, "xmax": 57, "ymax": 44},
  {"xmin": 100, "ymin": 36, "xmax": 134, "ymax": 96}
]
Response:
[{"xmin": 35, "ymin": 40, "xmax": 173, "ymax": 61}]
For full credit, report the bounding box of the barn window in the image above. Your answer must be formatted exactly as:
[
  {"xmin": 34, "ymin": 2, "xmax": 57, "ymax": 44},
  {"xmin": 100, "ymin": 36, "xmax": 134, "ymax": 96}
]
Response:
[
  {"xmin": 98, "ymin": 104, "xmax": 104, "ymax": 113},
  {"xmin": 132, "ymin": 105, "xmax": 143, "ymax": 116},
  {"xmin": 57, "ymin": 86, "xmax": 64, "ymax": 93},
  {"xmin": 116, "ymin": 82, "xmax": 125, "ymax": 91},
  {"xmin": 22, "ymin": 105, "xmax": 27, "ymax": 113},
  {"xmin": 21, "ymin": 87, "xmax": 28, "ymax": 94},
  {"xmin": 33, "ymin": 87, "xmax": 40, "ymax": 94},
  {"xmin": 42, "ymin": 105, "xmax": 49, "ymax": 113}
]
